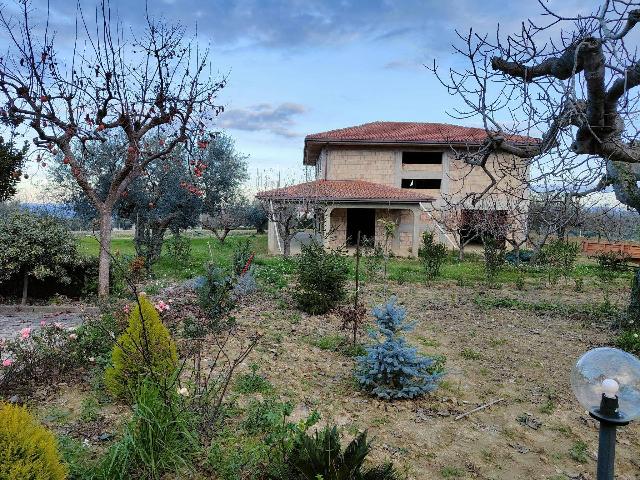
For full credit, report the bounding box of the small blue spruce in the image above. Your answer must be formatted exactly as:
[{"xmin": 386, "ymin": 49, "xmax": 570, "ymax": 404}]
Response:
[{"xmin": 355, "ymin": 296, "xmax": 442, "ymax": 400}]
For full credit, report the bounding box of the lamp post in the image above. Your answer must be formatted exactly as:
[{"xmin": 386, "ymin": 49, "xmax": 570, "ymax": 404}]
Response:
[{"xmin": 570, "ymin": 347, "xmax": 640, "ymax": 480}]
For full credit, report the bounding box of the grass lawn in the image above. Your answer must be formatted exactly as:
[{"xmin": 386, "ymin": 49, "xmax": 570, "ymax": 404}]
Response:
[
  {"xmin": 77, "ymin": 231, "xmax": 270, "ymax": 279},
  {"xmin": 75, "ymin": 231, "xmax": 631, "ymax": 288}
]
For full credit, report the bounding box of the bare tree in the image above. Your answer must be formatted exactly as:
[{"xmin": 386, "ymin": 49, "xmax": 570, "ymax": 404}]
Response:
[
  {"xmin": 260, "ymin": 198, "xmax": 316, "ymax": 257},
  {"xmin": 432, "ymin": 206, "xmax": 482, "ymax": 261},
  {"xmin": 0, "ymin": 1, "xmax": 225, "ymax": 296},
  {"xmin": 201, "ymin": 202, "xmax": 248, "ymax": 244},
  {"xmin": 433, "ymin": 0, "xmax": 640, "ymax": 215}
]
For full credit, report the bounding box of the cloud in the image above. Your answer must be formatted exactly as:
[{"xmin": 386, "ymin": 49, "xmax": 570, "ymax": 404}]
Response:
[
  {"xmin": 383, "ymin": 59, "xmax": 426, "ymax": 71},
  {"xmin": 218, "ymin": 102, "xmax": 307, "ymax": 138}
]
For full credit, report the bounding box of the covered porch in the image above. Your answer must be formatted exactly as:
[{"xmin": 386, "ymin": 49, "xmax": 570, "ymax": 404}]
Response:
[
  {"xmin": 323, "ymin": 203, "xmax": 423, "ymax": 257},
  {"xmin": 256, "ymin": 179, "xmax": 435, "ymax": 257}
]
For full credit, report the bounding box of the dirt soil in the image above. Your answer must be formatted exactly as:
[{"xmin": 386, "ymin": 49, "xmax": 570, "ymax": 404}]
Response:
[{"xmin": 229, "ymin": 281, "xmax": 640, "ymax": 480}]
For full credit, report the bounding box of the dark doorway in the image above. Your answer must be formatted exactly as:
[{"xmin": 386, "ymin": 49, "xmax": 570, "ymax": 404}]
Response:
[{"xmin": 346, "ymin": 208, "xmax": 375, "ymax": 246}]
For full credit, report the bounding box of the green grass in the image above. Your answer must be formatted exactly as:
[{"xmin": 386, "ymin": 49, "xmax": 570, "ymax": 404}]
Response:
[
  {"xmin": 569, "ymin": 441, "xmax": 589, "ymax": 463},
  {"xmin": 234, "ymin": 364, "xmax": 274, "ymax": 395},
  {"xmin": 78, "ymin": 232, "xmax": 268, "ymax": 279},
  {"xmin": 75, "ymin": 232, "xmax": 633, "ymax": 289},
  {"xmin": 473, "ymin": 294, "xmax": 623, "ymax": 320},
  {"xmin": 440, "ymin": 466, "xmax": 464, "ymax": 478}
]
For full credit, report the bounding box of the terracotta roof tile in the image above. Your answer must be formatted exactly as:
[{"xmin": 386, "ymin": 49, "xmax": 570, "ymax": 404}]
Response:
[
  {"xmin": 256, "ymin": 180, "xmax": 434, "ymax": 203},
  {"xmin": 305, "ymin": 121, "xmax": 538, "ymax": 145}
]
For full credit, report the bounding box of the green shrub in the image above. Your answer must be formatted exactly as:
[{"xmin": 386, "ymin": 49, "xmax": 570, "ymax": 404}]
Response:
[
  {"xmin": 295, "ymin": 241, "xmax": 348, "ymax": 315},
  {"xmin": 94, "ymin": 382, "xmax": 198, "ymax": 480},
  {"xmin": 0, "ymin": 210, "xmax": 80, "ymax": 303},
  {"xmin": 616, "ymin": 330, "xmax": 640, "ymax": 354},
  {"xmin": 482, "ymin": 236, "xmax": 505, "ymax": 283},
  {"xmin": 232, "ymin": 237, "xmax": 254, "ymax": 276},
  {"xmin": 197, "ymin": 263, "xmax": 236, "ymax": 330},
  {"xmin": 540, "ymin": 239, "xmax": 580, "ymax": 284},
  {"xmin": 287, "ymin": 425, "xmax": 398, "ymax": 480},
  {"xmin": 164, "ymin": 233, "xmax": 192, "ymax": 267},
  {"xmin": 418, "ymin": 231, "xmax": 447, "ymax": 281},
  {"xmin": 104, "ymin": 295, "xmax": 178, "ymax": 401},
  {"xmin": 593, "ymin": 251, "xmax": 630, "ymax": 302},
  {"xmin": 0, "ymin": 403, "xmax": 67, "ymax": 480}
]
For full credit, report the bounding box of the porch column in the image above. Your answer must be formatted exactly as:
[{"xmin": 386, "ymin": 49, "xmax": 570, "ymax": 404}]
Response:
[
  {"xmin": 411, "ymin": 207, "xmax": 420, "ymax": 258},
  {"xmin": 323, "ymin": 206, "xmax": 334, "ymax": 247}
]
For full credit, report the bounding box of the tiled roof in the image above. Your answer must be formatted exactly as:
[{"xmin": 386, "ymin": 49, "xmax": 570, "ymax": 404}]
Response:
[
  {"xmin": 306, "ymin": 121, "xmax": 538, "ymax": 145},
  {"xmin": 256, "ymin": 180, "xmax": 434, "ymax": 203}
]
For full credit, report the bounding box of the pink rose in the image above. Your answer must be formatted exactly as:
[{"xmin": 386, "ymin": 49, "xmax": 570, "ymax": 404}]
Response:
[
  {"xmin": 2, "ymin": 359, "xmax": 13, "ymax": 367},
  {"xmin": 40, "ymin": 320, "xmax": 47, "ymax": 327},
  {"xmin": 155, "ymin": 300, "xmax": 171, "ymax": 313},
  {"xmin": 68, "ymin": 333, "xmax": 78, "ymax": 340},
  {"xmin": 20, "ymin": 328, "xmax": 31, "ymax": 339}
]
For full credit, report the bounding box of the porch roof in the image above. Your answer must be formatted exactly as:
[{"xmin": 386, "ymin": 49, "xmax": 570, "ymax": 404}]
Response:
[{"xmin": 255, "ymin": 179, "xmax": 435, "ymax": 203}]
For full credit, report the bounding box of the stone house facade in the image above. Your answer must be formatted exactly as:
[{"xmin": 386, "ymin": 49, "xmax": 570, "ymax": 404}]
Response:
[{"xmin": 257, "ymin": 122, "xmax": 534, "ymax": 256}]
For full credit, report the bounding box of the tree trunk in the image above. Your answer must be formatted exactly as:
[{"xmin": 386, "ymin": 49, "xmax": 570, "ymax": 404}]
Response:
[
  {"xmin": 21, "ymin": 272, "xmax": 28, "ymax": 306},
  {"xmin": 98, "ymin": 210, "xmax": 113, "ymax": 298},
  {"xmin": 282, "ymin": 231, "xmax": 292, "ymax": 257},
  {"xmin": 458, "ymin": 245, "xmax": 464, "ymax": 262}
]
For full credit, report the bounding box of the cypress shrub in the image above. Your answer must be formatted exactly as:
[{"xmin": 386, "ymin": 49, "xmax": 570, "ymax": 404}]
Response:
[
  {"xmin": 105, "ymin": 295, "xmax": 178, "ymax": 401},
  {"xmin": 0, "ymin": 403, "xmax": 67, "ymax": 480}
]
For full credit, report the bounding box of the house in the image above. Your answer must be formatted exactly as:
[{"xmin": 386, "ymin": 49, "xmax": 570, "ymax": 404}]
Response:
[{"xmin": 256, "ymin": 121, "xmax": 535, "ymax": 256}]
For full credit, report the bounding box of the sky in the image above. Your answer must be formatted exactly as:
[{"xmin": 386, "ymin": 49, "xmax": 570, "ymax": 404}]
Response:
[{"xmin": 0, "ymin": 0, "xmax": 592, "ymax": 199}]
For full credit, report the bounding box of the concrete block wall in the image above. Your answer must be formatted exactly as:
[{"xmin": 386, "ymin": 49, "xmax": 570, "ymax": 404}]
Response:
[
  {"xmin": 325, "ymin": 148, "xmax": 396, "ymax": 186},
  {"xmin": 328, "ymin": 208, "xmax": 347, "ymax": 247}
]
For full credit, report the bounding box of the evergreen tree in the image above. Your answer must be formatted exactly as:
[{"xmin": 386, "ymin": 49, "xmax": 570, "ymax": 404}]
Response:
[
  {"xmin": 0, "ymin": 137, "xmax": 27, "ymax": 202},
  {"xmin": 356, "ymin": 297, "xmax": 442, "ymax": 400}
]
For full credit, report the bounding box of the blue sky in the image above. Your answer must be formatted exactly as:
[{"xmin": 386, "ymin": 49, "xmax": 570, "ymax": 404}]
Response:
[{"xmin": 1, "ymin": 0, "xmax": 590, "ymax": 197}]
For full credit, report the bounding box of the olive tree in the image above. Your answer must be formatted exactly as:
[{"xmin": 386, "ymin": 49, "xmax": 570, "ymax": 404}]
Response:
[
  {"xmin": 0, "ymin": 211, "xmax": 78, "ymax": 304},
  {"xmin": 0, "ymin": 136, "xmax": 27, "ymax": 201}
]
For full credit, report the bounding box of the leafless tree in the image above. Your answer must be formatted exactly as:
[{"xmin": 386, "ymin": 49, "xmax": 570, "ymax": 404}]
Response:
[
  {"xmin": 433, "ymin": 0, "xmax": 640, "ymax": 217},
  {"xmin": 0, "ymin": 1, "xmax": 225, "ymax": 296},
  {"xmin": 431, "ymin": 205, "xmax": 482, "ymax": 261},
  {"xmin": 259, "ymin": 198, "xmax": 317, "ymax": 257},
  {"xmin": 201, "ymin": 203, "xmax": 248, "ymax": 244}
]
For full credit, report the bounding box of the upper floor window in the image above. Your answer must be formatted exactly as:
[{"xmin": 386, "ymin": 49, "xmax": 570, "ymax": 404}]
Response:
[
  {"xmin": 401, "ymin": 178, "xmax": 441, "ymax": 189},
  {"xmin": 402, "ymin": 151, "xmax": 443, "ymax": 165}
]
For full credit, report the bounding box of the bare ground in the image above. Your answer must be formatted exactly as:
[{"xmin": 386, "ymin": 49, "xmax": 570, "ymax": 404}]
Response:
[
  {"xmin": 25, "ymin": 278, "xmax": 639, "ymax": 480},
  {"xmin": 230, "ymin": 280, "xmax": 640, "ymax": 480}
]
